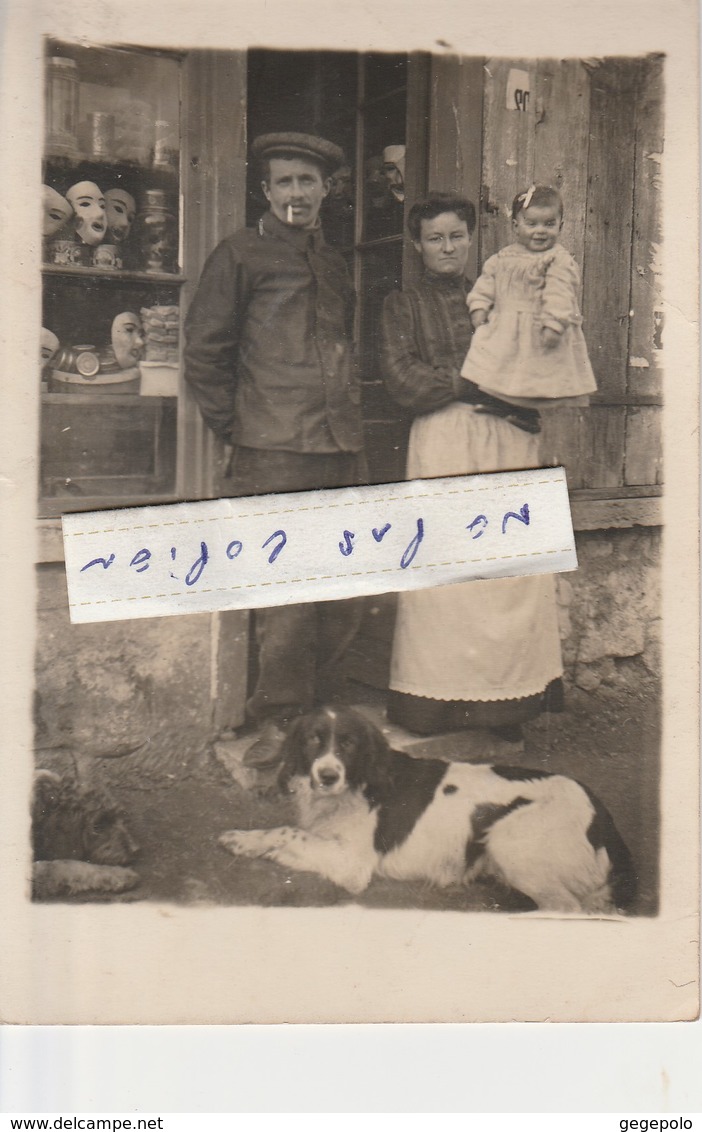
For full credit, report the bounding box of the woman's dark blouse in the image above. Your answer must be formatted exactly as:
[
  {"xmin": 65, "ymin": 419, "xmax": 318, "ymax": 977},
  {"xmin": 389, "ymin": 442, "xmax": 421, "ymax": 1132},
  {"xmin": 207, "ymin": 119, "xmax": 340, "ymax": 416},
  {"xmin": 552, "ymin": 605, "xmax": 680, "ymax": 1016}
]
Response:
[{"xmin": 381, "ymin": 271, "xmax": 481, "ymax": 415}]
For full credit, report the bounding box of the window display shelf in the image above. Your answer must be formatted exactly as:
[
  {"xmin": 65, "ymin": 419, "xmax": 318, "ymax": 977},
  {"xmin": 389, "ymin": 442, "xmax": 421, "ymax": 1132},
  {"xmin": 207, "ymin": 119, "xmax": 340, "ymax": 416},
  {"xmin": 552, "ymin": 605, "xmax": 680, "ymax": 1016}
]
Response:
[
  {"xmin": 40, "ymin": 492, "xmax": 181, "ymax": 520},
  {"xmin": 42, "ymin": 264, "xmax": 186, "ymax": 284},
  {"xmin": 43, "ymin": 155, "xmax": 179, "ymax": 181}
]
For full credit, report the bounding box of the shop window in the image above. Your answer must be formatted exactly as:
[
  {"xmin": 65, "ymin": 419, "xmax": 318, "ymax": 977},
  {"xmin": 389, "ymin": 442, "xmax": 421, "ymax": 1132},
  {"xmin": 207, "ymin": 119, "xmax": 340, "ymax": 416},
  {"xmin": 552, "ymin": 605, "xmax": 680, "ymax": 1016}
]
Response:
[{"xmin": 40, "ymin": 40, "xmax": 184, "ymax": 518}]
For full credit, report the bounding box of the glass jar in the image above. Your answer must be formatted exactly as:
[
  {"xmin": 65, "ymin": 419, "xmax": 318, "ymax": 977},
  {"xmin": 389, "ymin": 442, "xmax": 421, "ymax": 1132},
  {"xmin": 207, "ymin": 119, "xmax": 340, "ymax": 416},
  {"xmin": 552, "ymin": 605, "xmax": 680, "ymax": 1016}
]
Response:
[
  {"xmin": 137, "ymin": 189, "xmax": 177, "ymax": 274},
  {"xmin": 45, "ymin": 57, "xmax": 79, "ymax": 158}
]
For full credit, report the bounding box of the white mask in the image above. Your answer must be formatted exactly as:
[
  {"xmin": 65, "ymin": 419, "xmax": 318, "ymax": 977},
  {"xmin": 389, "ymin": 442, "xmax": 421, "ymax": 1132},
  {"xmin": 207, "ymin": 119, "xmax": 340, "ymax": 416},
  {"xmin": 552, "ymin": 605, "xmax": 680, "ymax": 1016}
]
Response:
[
  {"xmin": 111, "ymin": 311, "xmax": 144, "ymax": 369},
  {"xmin": 382, "ymin": 145, "xmax": 406, "ymax": 202},
  {"xmin": 40, "ymin": 327, "xmax": 60, "ymax": 365},
  {"xmin": 43, "ymin": 185, "xmax": 72, "ymax": 238},
  {"xmin": 66, "ymin": 181, "xmax": 107, "ymax": 246},
  {"xmin": 104, "ymin": 188, "xmax": 136, "ymax": 242}
]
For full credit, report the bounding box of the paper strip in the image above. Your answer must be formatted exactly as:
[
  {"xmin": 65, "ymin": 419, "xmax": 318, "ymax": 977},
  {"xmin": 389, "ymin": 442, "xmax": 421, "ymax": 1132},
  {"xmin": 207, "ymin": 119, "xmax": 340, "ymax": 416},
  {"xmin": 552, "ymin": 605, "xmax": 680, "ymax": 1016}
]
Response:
[{"xmin": 61, "ymin": 467, "xmax": 577, "ymax": 624}]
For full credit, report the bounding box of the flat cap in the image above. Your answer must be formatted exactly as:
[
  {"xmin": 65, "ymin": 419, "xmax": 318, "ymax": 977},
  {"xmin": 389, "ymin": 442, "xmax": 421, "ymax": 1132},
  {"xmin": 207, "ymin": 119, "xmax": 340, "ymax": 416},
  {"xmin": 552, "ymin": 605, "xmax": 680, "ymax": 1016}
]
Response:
[{"xmin": 251, "ymin": 131, "xmax": 344, "ymax": 172}]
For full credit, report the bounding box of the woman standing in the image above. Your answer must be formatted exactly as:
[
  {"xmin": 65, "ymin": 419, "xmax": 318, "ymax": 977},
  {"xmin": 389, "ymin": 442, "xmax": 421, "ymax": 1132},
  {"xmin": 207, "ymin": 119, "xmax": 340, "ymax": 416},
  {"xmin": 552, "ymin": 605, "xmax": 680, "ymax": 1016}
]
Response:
[{"xmin": 381, "ymin": 192, "xmax": 564, "ymax": 740}]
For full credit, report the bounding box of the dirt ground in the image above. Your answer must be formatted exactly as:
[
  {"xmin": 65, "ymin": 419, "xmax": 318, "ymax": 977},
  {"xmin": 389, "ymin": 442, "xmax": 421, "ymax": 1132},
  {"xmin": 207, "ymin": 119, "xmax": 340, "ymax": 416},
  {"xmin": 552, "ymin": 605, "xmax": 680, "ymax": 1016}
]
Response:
[{"xmin": 71, "ymin": 674, "xmax": 660, "ymax": 916}]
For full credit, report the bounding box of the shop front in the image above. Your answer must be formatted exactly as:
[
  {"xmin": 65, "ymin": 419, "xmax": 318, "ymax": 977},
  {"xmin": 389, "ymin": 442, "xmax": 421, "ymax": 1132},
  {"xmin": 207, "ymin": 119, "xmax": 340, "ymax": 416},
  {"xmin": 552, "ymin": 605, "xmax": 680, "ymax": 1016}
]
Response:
[{"xmin": 36, "ymin": 46, "xmax": 663, "ymax": 774}]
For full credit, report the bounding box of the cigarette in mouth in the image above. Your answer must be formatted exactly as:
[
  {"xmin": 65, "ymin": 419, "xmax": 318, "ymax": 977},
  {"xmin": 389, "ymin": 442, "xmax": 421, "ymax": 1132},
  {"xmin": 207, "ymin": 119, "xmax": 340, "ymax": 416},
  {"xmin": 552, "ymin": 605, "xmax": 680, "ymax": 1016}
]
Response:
[{"xmin": 286, "ymin": 205, "xmax": 293, "ymax": 224}]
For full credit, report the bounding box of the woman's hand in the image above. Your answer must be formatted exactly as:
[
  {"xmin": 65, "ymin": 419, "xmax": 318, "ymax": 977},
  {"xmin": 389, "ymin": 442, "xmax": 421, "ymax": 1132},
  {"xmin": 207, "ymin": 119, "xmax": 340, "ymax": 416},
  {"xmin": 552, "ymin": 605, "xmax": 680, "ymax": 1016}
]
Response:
[
  {"xmin": 541, "ymin": 326, "xmax": 561, "ymax": 350},
  {"xmin": 470, "ymin": 310, "xmax": 488, "ymax": 329}
]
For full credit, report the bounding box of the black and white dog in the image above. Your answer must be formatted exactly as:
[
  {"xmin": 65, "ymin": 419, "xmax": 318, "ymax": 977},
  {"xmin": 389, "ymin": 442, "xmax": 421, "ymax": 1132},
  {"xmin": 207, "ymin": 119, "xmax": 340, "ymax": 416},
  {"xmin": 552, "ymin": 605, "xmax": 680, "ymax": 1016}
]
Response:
[{"xmin": 219, "ymin": 707, "xmax": 637, "ymax": 914}]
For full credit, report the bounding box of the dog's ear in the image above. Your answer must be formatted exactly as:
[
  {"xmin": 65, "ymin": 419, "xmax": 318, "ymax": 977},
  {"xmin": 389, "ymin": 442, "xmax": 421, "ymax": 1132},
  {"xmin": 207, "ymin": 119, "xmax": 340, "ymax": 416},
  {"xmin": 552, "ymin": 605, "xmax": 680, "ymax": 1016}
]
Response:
[
  {"xmin": 363, "ymin": 715, "xmax": 392, "ymax": 762},
  {"xmin": 348, "ymin": 711, "xmax": 393, "ymax": 795},
  {"xmin": 277, "ymin": 716, "xmax": 307, "ymax": 793}
]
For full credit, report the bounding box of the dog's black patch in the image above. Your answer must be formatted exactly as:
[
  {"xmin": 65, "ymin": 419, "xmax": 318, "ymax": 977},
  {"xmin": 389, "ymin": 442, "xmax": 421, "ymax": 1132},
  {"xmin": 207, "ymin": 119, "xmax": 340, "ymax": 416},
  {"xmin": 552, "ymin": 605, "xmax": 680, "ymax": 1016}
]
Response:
[
  {"xmin": 465, "ymin": 796, "xmax": 532, "ymax": 869},
  {"xmin": 443, "ymin": 784, "xmax": 458, "ymax": 795},
  {"xmin": 492, "ymin": 765, "xmax": 553, "ymax": 782},
  {"xmin": 369, "ymin": 750, "xmax": 449, "ymax": 854},
  {"xmin": 581, "ymin": 784, "xmax": 638, "ymax": 909}
]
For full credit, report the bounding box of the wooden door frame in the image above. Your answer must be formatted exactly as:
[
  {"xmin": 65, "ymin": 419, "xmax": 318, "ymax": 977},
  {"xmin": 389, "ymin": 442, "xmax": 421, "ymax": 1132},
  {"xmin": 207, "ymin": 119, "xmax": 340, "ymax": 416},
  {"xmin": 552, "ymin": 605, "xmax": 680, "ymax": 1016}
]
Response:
[
  {"xmin": 181, "ymin": 49, "xmax": 250, "ymax": 734},
  {"xmin": 427, "ymin": 54, "xmax": 485, "ymax": 285}
]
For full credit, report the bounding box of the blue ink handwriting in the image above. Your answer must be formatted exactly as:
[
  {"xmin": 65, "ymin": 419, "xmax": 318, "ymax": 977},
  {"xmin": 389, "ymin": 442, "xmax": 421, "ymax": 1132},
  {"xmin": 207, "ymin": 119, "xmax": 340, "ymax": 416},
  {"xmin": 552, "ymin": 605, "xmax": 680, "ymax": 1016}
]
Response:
[
  {"xmin": 80, "ymin": 553, "xmax": 116, "ymax": 572},
  {"xmin": 372, "ymin": 523, "xmax": 392, "ymax": 543},
  {"xmin": 467, "ymin": 514, "xmax": 488, "ymax": 540},
  {"xmin": 262, "ymin": 529, "xmax": 287, "ymax": 564},
  {"xmin": 77, "ymin": 501, "xmax": 537, "ymax": 589},
  {"xmin": 339, "ymin": 530, "xmax": 355, "ymax": 557},
  {"xmin": 400, "ymin": 518, "xmax": 424, "ymax": 569},
  {"xmin": 129, "ymin": 548, "xmax": 151, "ymax": 573},
  {"xmin": 185, "ymin": 541, "xmax": 209, "ymax": 587},
  {"xmin": 502, "ymin": 504, "xmax": 530, "ymax": 534}
]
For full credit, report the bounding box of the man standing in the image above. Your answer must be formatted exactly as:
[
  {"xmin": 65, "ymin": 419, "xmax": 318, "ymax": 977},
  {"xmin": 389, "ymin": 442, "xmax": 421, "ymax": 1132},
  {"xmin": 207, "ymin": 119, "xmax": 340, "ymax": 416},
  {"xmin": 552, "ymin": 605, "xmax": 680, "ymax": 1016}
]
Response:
[{"xmin": 184, "ymin": 132, "xmax": 366, "ymax": 766}]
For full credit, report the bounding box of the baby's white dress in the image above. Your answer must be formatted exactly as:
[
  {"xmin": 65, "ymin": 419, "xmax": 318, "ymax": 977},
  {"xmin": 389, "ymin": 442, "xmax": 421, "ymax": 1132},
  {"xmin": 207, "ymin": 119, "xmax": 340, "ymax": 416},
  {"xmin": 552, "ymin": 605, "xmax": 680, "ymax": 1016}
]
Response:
[{"xmin": 461, "ymin": 242, "xmax": 597, "ymax": 407}]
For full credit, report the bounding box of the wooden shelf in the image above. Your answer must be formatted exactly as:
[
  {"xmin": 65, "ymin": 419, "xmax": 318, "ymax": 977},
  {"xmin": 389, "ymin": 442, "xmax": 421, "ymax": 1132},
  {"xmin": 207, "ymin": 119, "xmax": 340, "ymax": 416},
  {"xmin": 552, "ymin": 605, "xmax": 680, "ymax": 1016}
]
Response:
[
  {"xmin": 43, "ymin": 154, "xmax": 179, "ymax": 185},
  {"xmin": 42, "ymin": 392, "xmax": 174, "ymax": 406},
  {"xmin": 569, "ymin": 484, "xmax": 663, "ymax": 500},
  {"xmin": 570, "ymin": 495, "xmax": 662, "ymax": 530},
  {"xmin": 42, "ymin": 264, "xmax": 186, "ymax": 285},
  {"xmin": 39, "ymin": 491, "xmax": 181, "ymax": 524}
]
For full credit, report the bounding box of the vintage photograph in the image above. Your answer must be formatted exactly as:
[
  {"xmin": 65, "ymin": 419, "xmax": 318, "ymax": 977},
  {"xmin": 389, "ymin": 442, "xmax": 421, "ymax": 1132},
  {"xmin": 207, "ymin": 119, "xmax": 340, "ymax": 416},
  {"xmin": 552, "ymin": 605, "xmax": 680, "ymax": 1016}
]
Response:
[
  {"xmin": 0, "ymin": 0, "xmax": 698, "ymax": 1034},
  {"xmin": 32, "ymin": 42, "xmax": 665, "ymax": 922}
]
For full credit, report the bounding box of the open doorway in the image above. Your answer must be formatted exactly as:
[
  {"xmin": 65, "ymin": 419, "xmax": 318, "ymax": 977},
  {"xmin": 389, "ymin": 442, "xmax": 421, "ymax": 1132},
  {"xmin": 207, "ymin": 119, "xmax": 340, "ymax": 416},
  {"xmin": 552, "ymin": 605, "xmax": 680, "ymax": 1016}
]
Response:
[{"xmin": 246, "ymin": 49, "xmax": 444, "ymax": 688}]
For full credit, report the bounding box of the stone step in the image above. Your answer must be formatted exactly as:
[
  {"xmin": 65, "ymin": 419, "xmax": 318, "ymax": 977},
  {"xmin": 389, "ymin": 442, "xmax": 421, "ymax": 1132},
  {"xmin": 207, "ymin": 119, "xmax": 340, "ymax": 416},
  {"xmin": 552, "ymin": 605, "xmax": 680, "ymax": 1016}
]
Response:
[{"xmin": 213, "ymin": 735, "xmax": 280, "ymax": 792}]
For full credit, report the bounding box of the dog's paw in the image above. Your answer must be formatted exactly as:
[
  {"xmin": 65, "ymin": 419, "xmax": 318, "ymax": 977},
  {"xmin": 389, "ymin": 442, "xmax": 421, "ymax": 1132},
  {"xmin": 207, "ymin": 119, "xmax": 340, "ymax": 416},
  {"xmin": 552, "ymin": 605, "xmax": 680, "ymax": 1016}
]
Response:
[{"xmin": 218, "ymin": 829, "xmax": 275, "ymax": 858}]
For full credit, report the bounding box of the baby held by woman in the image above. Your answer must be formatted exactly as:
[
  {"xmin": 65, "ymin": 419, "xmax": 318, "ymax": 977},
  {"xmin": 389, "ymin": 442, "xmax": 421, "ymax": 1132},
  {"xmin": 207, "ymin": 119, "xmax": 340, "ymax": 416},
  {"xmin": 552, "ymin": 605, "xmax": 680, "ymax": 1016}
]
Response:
[{"xmin": 461, "ymin": 184, "xmax": 597, "ymax": 408}]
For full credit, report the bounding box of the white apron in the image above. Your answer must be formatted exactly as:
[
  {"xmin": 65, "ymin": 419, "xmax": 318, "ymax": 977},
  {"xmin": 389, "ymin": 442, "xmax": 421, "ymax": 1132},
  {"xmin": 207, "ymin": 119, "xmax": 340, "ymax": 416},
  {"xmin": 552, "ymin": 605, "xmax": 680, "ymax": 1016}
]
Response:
[{"xmin": 390, "ymin": 402, "xmax": 564, "ymax": 703}]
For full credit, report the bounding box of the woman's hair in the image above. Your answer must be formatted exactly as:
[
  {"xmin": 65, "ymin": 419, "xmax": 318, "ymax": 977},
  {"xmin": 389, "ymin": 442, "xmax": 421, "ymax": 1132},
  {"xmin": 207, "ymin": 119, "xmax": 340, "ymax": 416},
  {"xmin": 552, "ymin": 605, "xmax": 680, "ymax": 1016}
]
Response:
[
  {"xmin": 511, "ymin": 184, "xmax": 564, "ymax": 220},
  {"xmin": 407, "ymin": 193, "xmax": 477, "ymax": 240}
]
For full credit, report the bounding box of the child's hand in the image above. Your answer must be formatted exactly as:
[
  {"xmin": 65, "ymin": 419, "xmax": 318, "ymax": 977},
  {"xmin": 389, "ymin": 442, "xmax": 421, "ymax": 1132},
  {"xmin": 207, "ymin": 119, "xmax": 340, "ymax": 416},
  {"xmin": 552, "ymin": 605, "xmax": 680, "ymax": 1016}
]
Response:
[
  {"xmin": 541, "ymin": 326, "xmax": 561, "ymax": 350},
  {"xmin": 471, "ymin": 311, "xmax": 488, "ymax": 329}
]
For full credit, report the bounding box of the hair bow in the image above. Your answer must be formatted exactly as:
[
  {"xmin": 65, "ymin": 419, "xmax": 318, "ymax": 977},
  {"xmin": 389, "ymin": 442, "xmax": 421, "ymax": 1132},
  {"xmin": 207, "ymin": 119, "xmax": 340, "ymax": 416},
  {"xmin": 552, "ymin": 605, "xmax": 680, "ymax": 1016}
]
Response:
[{"xmin": 519, "ymin": 185, "xmax": 536, "ymax": 211}]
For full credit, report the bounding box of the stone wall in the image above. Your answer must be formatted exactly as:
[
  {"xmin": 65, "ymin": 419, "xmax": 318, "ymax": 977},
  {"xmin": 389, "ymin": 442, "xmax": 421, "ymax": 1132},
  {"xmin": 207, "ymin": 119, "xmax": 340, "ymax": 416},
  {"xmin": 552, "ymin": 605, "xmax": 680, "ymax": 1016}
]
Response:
[
  {"xmin": 556, "ymin": 527, "xmax": 661, "ymax": 692},
  {"xmin": 34, "ymin": 563, "xmax": 220, "ymax": 781}
]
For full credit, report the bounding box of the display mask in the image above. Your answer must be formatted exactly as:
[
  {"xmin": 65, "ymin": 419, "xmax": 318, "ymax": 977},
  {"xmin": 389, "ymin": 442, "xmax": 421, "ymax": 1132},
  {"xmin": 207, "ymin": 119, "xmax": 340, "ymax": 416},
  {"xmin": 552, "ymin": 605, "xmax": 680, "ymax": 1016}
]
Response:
[
  {"xmin": 365, "ymin": 155, "xmax": 391, "ymax": 208},
  {"xmin": 66, "ymin": 181, "xmax": 107, "ymax": 246},
  {"xmin": 104, "ymin": 188, "xmax": 136, "ymax": 242},
  {"xmin": 42, "ymin": 185, "xmax": 72, "ymax": 238},
  {"xmin": 40, "ymin": 328, "xmax": 60, "ymax": 365},
  {"xmin": 382, "ymin": 145, "xmax": 406, "ymax": 202},
  {"xmin": 111, "ymin": 311, "xmax": 144, "ymax": 370},
  {"xmin": 329, "ymin": 164, "xmax": 353, "ymax": 203}
]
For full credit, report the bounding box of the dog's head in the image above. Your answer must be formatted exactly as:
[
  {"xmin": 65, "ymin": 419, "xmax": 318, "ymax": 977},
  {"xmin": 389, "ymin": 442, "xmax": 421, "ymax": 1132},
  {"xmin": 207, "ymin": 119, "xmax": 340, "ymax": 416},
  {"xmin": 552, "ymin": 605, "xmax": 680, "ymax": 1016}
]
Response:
[
  {"xmin": 278, "ymin": 707, "xmax": 391, "ymax": 798},
  {"xmin": 32, "ymin": 770, "xmax": 139, "ymax": 866}
]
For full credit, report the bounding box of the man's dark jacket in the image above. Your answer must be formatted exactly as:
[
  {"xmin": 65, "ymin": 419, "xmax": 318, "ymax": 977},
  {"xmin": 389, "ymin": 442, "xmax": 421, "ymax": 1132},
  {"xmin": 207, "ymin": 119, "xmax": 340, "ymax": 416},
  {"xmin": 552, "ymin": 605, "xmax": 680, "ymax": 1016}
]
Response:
[{"xmin": 184, "ymin": 210, "xmax": 363, "ymax": 454}]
